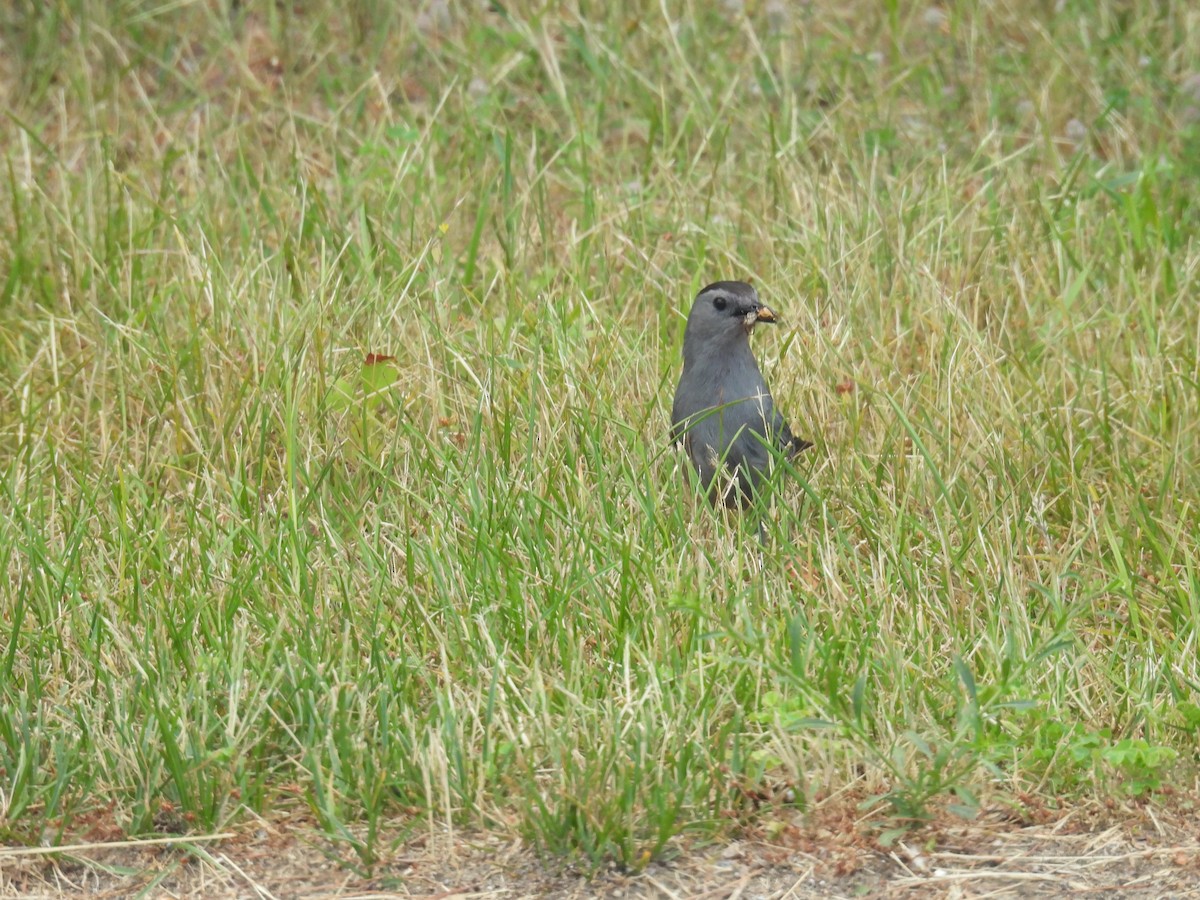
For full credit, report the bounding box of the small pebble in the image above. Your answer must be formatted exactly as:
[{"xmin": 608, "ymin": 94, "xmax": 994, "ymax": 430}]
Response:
[
  {"xmin": 768, "ymin": 0, "xmax": 787, "ymax": 32},
  {"xmin": 416, "ymin": 0, "xmax": 451, "ymax": 32},
  {"xmin": 766, "ymin": 0, "xmax": 788, "ymax": 32},
  {"xmin": 923, "ymin": 7, "xmax": 948, "ymax": 29},
  {"xmin": 1181, "ymin": 73, "xmax": 1200, "ymax": 124}
]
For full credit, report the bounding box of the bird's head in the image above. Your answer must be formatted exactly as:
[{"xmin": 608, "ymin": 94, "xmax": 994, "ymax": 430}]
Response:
[{"xmin": 682, "ymin": 281, "xmax": 778, "ymax": 359}]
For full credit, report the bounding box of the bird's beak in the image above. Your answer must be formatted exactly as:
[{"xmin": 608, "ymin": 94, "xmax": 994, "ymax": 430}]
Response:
[{"xmin": 753, "ymin": 305, "xmax": 779, "ymax": 324}]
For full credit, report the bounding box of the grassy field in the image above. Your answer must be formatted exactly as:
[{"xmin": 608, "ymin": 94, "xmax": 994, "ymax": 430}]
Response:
[{"xmin": 2, "ymin": 0, "xmax": 1200, "ymax": 878}]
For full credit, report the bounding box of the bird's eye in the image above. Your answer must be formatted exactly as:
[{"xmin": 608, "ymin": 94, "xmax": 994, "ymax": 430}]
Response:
[{"xmin": 712, "ymin": 296, "xmax": 727, "ymax": 311}]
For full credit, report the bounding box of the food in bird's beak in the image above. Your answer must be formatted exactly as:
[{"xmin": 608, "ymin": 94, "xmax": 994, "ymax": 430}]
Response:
[{"xmin": 744, "ymin": 306, "xmax": 778, "ymax": 329}]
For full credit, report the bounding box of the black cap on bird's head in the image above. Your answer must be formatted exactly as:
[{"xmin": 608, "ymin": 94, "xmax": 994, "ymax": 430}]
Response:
[{"xmin": 683, "ymin": 281, "xmax": 779, "ymax": 362}]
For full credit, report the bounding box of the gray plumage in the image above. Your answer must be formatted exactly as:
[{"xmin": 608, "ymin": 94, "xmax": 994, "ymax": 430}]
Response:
[{"xmin": 670, "ymin": 281, "xmax": 812, "ymax": 509}]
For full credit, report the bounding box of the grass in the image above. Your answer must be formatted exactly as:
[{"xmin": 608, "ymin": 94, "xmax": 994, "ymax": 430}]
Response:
[{"xmin": 2, "ymin": 0, "xmax": 1200, "ymax": 875}]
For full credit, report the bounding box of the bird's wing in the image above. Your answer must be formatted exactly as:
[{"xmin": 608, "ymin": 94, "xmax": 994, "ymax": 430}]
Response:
[
  {"xmin": 771, "ymin": 407, "xmax": 813, "ymax": 456},
  {"xmin": 673, "ymin": 381, "xmax": 811, "ymax": 506},
  {"xmin": 674, "ymin": 403, "xmax": 727, "ymax": 495},
  {"xmin": 723, "ymin": 399, "xmax": 778, "ymax": 497},
  {"xmin": 723, "ymin": 396, "xmax": 815, "ymax": 494}
]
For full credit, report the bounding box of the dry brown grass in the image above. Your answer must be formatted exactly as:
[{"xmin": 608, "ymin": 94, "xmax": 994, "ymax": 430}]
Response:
[{"xmin": 4, "ymin": 794, "xmax": 1200, "ymax": 898}]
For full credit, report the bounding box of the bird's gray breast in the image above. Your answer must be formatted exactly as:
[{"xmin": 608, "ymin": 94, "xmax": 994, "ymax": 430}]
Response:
[{"xmin": 671, "ymin": 355, "xmax": 780, "ymax": 504}]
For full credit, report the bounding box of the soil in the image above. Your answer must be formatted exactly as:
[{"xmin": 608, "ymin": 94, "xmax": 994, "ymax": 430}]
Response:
[{"xmin": 3, "ymin": 799, "xmax": 1199, "ymax": 899}]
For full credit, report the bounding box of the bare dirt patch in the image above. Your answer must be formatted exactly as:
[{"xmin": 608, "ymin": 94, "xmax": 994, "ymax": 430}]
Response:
[{"xmin": 3, "ymin": 801, "xmax": 1199, "ymax": 898}]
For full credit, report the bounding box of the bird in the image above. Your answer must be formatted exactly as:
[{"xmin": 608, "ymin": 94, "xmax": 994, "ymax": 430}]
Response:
[{"xmin": 670, "ymin": 280, "xmax": 812, "ymax": 510}]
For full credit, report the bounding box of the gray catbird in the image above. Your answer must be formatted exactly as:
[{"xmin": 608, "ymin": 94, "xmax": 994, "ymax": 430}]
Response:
[{"xmin": 670, "ymin": 281, "xmax": 812, "ymax": 509}]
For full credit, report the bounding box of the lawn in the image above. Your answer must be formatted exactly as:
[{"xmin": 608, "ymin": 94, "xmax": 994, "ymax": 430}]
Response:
[{"xmin": 2, "ymin": 0, "xmax": 1199, "ymax": 885}]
